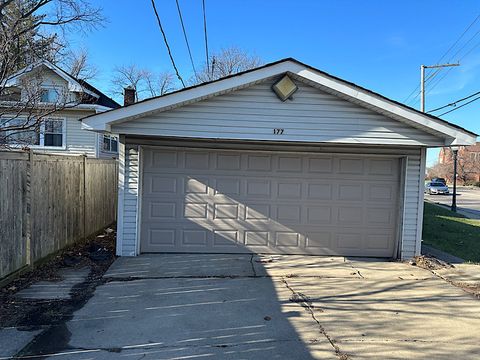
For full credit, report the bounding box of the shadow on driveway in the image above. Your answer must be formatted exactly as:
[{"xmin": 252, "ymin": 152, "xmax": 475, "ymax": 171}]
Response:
[{"xmin": 7, "ymin": 254, "xmax": 480, "ymax": 360}]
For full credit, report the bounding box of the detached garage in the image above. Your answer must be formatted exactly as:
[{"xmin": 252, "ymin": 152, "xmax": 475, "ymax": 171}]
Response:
[{"xmin": 82, "ymin": 58, "xmax": 476, "ymax": 259}]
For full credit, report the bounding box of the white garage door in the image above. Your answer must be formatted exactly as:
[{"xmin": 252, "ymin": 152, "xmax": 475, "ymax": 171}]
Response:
[{"xmin": 140, "ymin": 147, "xmax": 400, "ymax": 257}]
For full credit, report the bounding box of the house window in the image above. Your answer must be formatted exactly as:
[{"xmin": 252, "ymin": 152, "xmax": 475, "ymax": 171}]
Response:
[
  {"xmin": 3, "ymin": 117, "xmax": 64, "ymax": 148},
  {"xmin": 43, "ymin": 119, "xmax": 63, "ymax": 146},
  {"xmin": 40, "ymin": 88, "xmax": 60, "ymax": 103},
  {"xmin": 103, "ymin": 134, "xmax": 118, "ymax": 153},
  {"xmin": 2, "ymin": 117, "xmax": 40, "ymax": 145}
]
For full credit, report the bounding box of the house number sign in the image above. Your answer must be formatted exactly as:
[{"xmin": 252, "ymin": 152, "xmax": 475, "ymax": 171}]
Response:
[{"xmin": 273, "ymin": 128, "xmax": 284, "ymax": 135}]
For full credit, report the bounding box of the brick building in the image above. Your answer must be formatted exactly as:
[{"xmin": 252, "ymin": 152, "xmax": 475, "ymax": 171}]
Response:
[{"xmin": 438, "ymin": 142, "xmax": 480, "ymax": 183}]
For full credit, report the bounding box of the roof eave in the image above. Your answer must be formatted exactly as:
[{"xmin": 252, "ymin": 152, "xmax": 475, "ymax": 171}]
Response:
[{"xmin": 81, "ymin": 59, "xmax": 477, "ymax": 145}]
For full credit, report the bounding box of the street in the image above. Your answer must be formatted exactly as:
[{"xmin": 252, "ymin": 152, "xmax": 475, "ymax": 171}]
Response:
[{"xmin": 424, "ymin": 186, "xmax": 480, "ymax": 219}]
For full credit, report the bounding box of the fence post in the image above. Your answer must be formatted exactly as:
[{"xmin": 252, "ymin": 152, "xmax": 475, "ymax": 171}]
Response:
[{"xmin": 25, "ymin": 149, "xmax": 33, "ymax": 266}]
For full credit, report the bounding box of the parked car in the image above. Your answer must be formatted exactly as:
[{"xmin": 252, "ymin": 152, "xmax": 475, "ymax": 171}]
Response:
[
  {"xmin": 425, "ymin": 182, "xmax": 449, "ymax": 195},
  {"xmin": 431, "ymin": 177, "xmax": 447, "ymax": 185}
]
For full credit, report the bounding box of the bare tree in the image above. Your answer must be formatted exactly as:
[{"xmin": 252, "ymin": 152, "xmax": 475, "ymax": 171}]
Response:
[
  {"xmin": 427, "ymin": 162, "xmax": 451, "ymax": 181},
  {"xmin": 457, "ymin": 150, "xmax": 480, "ymax": 184},
  {"xmin": 110, "ymin": 64, "xmax": 146, "ymax": 101},
  {"xmin": 0, "ymin": 0, "xmax": 104, "ymax": 147},
  {"xmin": 428, "ymin": 149, "xmax": 480, "ymax": 184},
  {"xmin": 111, "ymin": 64, "xmax": 176, "ymax": 100},
  {"xmin": 192, "ymin": 47, "xmax": 263, "ymax": 84},
  {"xmin": 65, "ymin": 48, "xmax": 98, "ymax": 81},
  {"xmin": 144, "ymin": 71, "xmax": 175, "ymax": 97}
]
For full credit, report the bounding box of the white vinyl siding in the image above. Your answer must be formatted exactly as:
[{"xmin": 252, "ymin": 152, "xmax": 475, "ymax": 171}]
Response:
[
  {"xmin": 117, "ymin": 139, "xmax": 425, "ymax": 259},
  {"xmin": 112, "ymin": 79, "xmax": 442, "ymax": 147},
  {"xmin": 65, "ymin": 116, "xmax": 96, "ymax": 156},
  {"xmin": 401, "ymin": 149, "xmax": 425, "ymax": 259},
  {"xmin": 117, "ymin": 143, "xmax": 139, "ymax": 256}
]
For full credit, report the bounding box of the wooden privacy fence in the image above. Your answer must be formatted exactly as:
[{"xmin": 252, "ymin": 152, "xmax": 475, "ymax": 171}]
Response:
[{"xmin": 0, "ymin": 151, "xmax": 118, "ymax": 281}]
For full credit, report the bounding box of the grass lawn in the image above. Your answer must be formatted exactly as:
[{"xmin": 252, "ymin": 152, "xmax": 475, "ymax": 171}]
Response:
[{"xmin": 422, "ymin": 202, "xmax": 480, "ymax": 263}]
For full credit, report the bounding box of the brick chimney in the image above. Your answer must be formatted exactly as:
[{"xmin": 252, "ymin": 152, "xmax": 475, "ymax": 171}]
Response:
[{"xmin": 123, "ymin": 86, "xmax": 136, "ymax": 106}]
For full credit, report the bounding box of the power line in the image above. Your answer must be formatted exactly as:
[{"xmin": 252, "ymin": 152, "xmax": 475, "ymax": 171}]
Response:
[
  {"xmin": 150, "ymin": 0, "xmax": 186, "ymax": 87},
  {"xmin": 175, "ymin": 0, "xmax": 197, "ymax": 77},
  {"xmin": 438, "ymin": 94, "xmax": 480, "ymax": 116},
  {"xmin": 403, "ymin": 14, "xmax": 480, "ymax": 104},
  {"xmin": 202, "ymin": 0, "xmax": 210, "ymax": 73},
  {"xmin": 436, "ymin": 14, "xmax": 480, "ymax": 64},
  {"xmin": 428, "ymin": 89, "xmax": 480, "ymax": 113},
  {"xmin": 426, "ymin": 36, "xmax": 480, "ymax": 96},
  {"xmin": 409, "ymin": 34, "xmax": 480, "ymax": 104},
  {"xmin": 425, "ymin": 25, "xmax": 480, "ymax": 96}
]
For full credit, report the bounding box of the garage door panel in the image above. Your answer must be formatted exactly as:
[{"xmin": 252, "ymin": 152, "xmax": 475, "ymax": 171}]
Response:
[
  {"xmin": 140, "ymin": 148, "xmax": 399, "ymax": 257},
  {"xmin": 247, "ymin": 154, "xmax": 272, "ymax": 171},
  {"xmin": 276, "ymin": 205, "xmax": 301, "ymax": 223},
  {"xmin": 277, "ymin": 182, "xmax": 302, "ymax": 199},
  {"xmin": 307, "ymin": 183, "xmax": 333, "ymax": 199},
  {"xmin": 338, "ymin": 184, "xmax": 363, "ymax": 201},
  {"xmin": 148, "ymin": 176, "xmax": 178, "ymax": 195},
  {"xmin": 306, "ymin": 206, "xmax": 332, "ymax": 224},
  {"xmin": 151, "ymin": 150, "xmax": 178, "ymax": 169},
  {"xmin": 278, "ymin": 156, "xmax": 303, "ymax": 172},
  {"xmin": 216, "ymin": 153, "xmax": 242, "ymax": 170},
  {"xmin": 184, "ymin": 203, "xmax": 208, "ymax": 219},
  {"xmin": 275, "ymin": 232, "xmax": 301, "ymax": 247},
  {"xmin": 147, "ymin": 228, "xmax": 176, "ymax": 247},
  {"xmin": 338, "ymin": 158, "xmax": 365, "ymax": 174},
  {"xmin": 182, "ymin": 229, "xmax": 209, "ymax": 246},
  {"xmin": 308, "ymin": 156, "xmax": 333, "ymax": 173},
  {"xmin": 246, "ymin": 179, "xmax": 271, "ymax": 198},
  {"xmin": 149, "ymin": 202, "xmax": 176, "ymax": 220},
  {"xmin": 368, "ymin": 158, "xmax": 395, "ymax": 175},
  {"xmin": 213, "ymin": 178, "xmax": 241, "ymax": 195},
  {"xmin": 337, "ymin": 207, "xmax": 363, "ymax": 224},
  {"xmin": 213, "ymin": 203, "xmax": 240, "ymax": 220},
  {"xmin": 245, "ymin": 204, "xmax": 270, "ymax": 220},
  {"xmin": 185, "ymin": 177, "xmax": 209, "ymax": 194},
  {"xmin": 366, "ymin": 233, "xmax": 394, "ymax": 250},
  {"xmin": 366, "ymin": 207, "xmax": 395, "ymax": 226},
  {"xmin": 213, "ymin": 230, "xmax": 240, "ymax": 246},
  {"xmin": 367, "ymin": 183, "xmax": 396, "ymax": 202},
  {"xmin": 245, "ymin": 231, "xmax": 269, "ymax": 246},
  {"xmin": 184, "ymin": 151, "xmax": 210, "ymax": 169},
  {"xmin": 305, "ymin": 231, "xmax": 332, "ymax": 248}
]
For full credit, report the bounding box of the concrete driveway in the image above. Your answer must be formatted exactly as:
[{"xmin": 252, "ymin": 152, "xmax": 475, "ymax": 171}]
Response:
[
  {"xmin": 425, "ymin": 186, "xmax": 480, "ymax": 219},
  {"xmin": 9, "ymin": 254, "xmax": 480, "ymax": 359}
]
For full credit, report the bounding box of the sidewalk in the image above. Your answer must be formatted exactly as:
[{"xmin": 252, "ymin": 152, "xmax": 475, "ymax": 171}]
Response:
[{"xmin": 424, "ymin": 199, "xmax": 480, "ymax": 220}]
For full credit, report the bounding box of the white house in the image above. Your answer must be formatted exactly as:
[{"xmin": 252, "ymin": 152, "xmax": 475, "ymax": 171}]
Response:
[
  {"xmin": 82, "ymin": 58, "xmax": 477, "ymax": 259},
  {"xmin": 1, "ymin": 61, "xmax": 120, "ymax": 158}
]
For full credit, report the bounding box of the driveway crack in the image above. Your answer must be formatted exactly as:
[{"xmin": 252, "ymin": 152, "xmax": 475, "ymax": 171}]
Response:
[
  {"xmin": 348, "ymin": 264, "xmax": 365, "ymax": 279},
  {"xmin": 282, "ymin": 277, "xmax": 349, "ymax": 360}
]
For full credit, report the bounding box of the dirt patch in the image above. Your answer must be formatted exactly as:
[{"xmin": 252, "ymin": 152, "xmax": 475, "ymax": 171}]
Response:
[
  {"xmin": 453, "ymin": 282, "xmax": 480, "ymax": 298},
  {"xmin": 0, "ymin": 227, "xmax": 116, "ymax": 329},
  {"xmin": 410, "ymin": 255, "xmax": 454, "ymax": 271},
  {"xmin": 411, "ymin": 255, "xmax": 480, "ymax": 298}
]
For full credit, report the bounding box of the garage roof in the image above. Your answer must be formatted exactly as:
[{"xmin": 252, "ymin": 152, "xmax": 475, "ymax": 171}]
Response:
[{"xmin": 82, "ymin": 58, "xmax": 477, "ymax": 146}]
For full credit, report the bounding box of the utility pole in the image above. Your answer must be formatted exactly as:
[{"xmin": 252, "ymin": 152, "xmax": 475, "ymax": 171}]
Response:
[
  {"xmin": 420, "ymin": 63, "xmax": 459, "ymax": 112},
  {"xmin": 418, "ymin": 62, "xmax": 460, "ymax": 212}
]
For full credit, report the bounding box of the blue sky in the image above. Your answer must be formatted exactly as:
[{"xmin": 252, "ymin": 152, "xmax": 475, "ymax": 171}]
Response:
[{"xmin": 69, "ymin": 0, "xmax": 480, "ymax": 166}]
